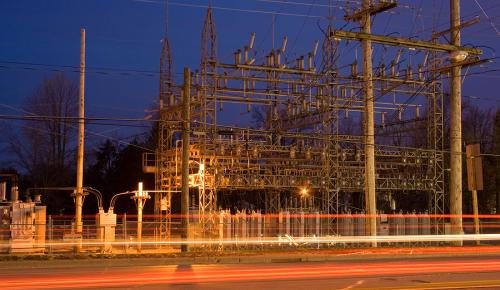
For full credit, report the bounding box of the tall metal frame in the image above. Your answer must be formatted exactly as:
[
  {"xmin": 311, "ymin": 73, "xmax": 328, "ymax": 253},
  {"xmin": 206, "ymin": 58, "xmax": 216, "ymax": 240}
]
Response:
[
  {"xmin": 148, "ymin": 1, "xmax": 481, "ymax": 239},
  {"xmin": 155, "ymin": 0, "xmax": 175, "ymax": 240}
]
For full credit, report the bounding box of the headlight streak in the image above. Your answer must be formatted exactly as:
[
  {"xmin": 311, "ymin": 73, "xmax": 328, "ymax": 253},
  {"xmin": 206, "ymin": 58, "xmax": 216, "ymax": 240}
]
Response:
[
  {"xmin": 2, "ymin": 233, "xmax": 500, "ymax": 248},
  {"xmin": 3, "ymin": 259, "xmax": 500, "ymax": 289}
]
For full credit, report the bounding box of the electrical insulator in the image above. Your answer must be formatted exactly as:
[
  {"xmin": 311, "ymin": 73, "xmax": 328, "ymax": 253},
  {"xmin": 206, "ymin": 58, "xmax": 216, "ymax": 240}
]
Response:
[
  {"xmin": 308, "ymin": 52, "xmax": 314, "ymax": 71},
  {"xmin": 249, "ymin": 32, "xmax": 256, "ymax": 50},
  {"xmin": 234, "ymin": 49, "xmax": 241, "ymax": 65},
  {"xmin": 305, "ymin": 147, "xmax": 312, "ymax": 160},
  {"xmin": 244, "ymin": 46, "xmax": 249, "ymax": 64},
  {"xmin": 275, "ymin": 50, "xmax": 281, "ymax": 66},
  {"xmin": 252, "ymin": 147, "xmax": 259, "ymax": 158},
  {"xmin": 281, "ymin": 36, "xmax": 288, "ymax": 53},
  {"xmin": 298, "ymin": 56, "xmax": 304, "ymax": 70},
  {"xmin": 355, "ymin": 152, "xmax": 361, "ymax": 162},
  {"xmin": 351, "ymin": 61, "xmax": 358, "ymax": 77},
  {"xmin": 380, "ymin": 64, "xmax": 386, "ymax": 78},
  {"xmin": 169, "ymin": 93, "xmax": 174, "ymax": 106},
  {"xmin": 313, "ymin": 40, "xmax": 319, "ymax": 57},
  {"xmin": 321, "ymin": 149, "xmax": 327, "ymax": 161},
  {"xmin": 406, "ymin": 66, "xmax": 413, "ymax": 80}
]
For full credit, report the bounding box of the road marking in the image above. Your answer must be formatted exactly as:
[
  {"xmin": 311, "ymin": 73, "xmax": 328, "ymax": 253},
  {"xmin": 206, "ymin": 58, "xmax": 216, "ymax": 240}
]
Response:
[
  {"xmin": 340, "ymin": 279, "xmax": 365, "ymax": 290},
  {"xmin": 363, "ymin": 279, "xmax": 500, "ymax": 290}
]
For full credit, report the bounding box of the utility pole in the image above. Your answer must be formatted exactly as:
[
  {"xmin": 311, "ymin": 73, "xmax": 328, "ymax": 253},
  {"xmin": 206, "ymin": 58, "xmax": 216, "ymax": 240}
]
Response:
[
  {"xmin": 361, "ymin": 0, "xmax": 377, "ymax": 247},
  {"xmin": 335, "ymin": 0, "xmax": 480, "ymax": 242},
  {"xmin": 75, "ymin": 28, "xmax": 86, "ymax": 236},
  {"xmin": 181, "ymin": 67, "xmax": 191, "ymax": 252},
  {"xmin": 449, "ymin": 0, "xmax": 463, "ymax": 242}
]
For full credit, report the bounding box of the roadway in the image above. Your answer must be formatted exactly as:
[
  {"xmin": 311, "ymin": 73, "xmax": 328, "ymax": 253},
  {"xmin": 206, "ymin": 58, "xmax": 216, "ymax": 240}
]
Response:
[{"xmin": 2, "ymin": 252, "xmax": 500, "ymax": 289}]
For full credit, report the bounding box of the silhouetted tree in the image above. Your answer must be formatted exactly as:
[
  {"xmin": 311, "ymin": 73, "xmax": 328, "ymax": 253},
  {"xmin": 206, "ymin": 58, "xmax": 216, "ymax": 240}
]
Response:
[{"xmin": 6, "ymin": 73, "xmax": 78, "ymax": 213}]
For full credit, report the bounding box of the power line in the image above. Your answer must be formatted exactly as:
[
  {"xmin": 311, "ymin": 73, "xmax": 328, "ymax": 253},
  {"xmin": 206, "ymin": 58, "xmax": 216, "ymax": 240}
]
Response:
[
  {"xmin": 473, "ymin": 0, "xmax": 500, "ymax": 38},
  {"xmin": 0, "ymin": 114, "xmax": 171, "ymax": 124},
  {"xmin": 3, "ymin": 111, "xmax": 500, "ymax": 158},
  {"xmin": 0, "ymin": 104, "xmax": 157, "ymax": 152},
  {"xmin": 2, "ymin": 59, "xmax": 500, "ymax": 104},
  {"xmin": 132, "ymin": 0, "xmax": 325, "ymax": 18}
]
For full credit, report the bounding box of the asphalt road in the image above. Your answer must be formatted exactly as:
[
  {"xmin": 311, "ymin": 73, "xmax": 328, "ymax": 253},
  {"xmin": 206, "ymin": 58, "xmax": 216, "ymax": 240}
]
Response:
[{"xmin": 2, "ymin": 254, "xmax": 500, "ymax": 289}]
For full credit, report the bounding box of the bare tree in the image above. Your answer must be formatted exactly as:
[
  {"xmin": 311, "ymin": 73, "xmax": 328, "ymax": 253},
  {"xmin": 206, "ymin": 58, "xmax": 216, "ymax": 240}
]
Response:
[
  {"xmin": 461, "ymin": 102, "xmax": 496, "ymax": 213},
  {"xmin": 8, "ymin": 73, "xmax": 78, "ymax": 187},
  {"xmin": 462, "ymin": 102, "xmax": 494, "ymax": 148}
]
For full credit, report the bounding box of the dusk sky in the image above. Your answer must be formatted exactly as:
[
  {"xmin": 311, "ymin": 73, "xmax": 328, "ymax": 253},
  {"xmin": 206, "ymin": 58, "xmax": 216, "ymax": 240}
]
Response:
[{"xmin": 1, "ymin": 0, "xmax": 500, "ymax": 162}]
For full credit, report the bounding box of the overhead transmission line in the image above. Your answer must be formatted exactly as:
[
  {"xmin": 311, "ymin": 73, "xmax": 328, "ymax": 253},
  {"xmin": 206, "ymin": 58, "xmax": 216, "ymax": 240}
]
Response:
[
  {"xmin": 132, "ymin": 0, "xmax": 324, "ymax": 18},
  {"xmin": 2, "ymin": 58, "xmax": 500, "ymax": 104}
]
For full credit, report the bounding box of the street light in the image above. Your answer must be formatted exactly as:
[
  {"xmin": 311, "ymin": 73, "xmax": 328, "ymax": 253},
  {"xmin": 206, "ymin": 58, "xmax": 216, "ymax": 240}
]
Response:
[{"xmin": 132, "ymin": 182, "xmax": 150, "ymax": 253}]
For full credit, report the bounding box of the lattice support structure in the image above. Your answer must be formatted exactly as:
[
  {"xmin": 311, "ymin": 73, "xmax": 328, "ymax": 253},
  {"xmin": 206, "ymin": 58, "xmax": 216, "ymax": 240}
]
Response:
[
  {"xmin": 155, "ymin": 0, "xmax": 175, "ymax": 241},
  {"xmin": 198, "ymin": 3, "xmax": 218, "ymax": 235},
  {"xmin": 148, "ymin": 0, "xmax": 483, "ymax": 241}
]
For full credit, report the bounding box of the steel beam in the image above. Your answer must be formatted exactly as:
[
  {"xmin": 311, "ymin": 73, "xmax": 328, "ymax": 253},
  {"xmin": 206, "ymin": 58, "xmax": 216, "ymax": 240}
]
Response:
[{"xmin": 331, "ymin": 30, "xmax": 482, "ymax": 55}]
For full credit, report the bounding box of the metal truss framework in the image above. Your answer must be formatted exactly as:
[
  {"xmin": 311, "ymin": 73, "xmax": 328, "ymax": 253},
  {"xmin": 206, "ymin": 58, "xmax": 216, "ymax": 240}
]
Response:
[
  {"xmin": 147, "ymin": 1, "xmax": 486, "ymax": 238},
  {"xmin": 155, "ymin": 0, "xmax": 175, "ymax": 241}
]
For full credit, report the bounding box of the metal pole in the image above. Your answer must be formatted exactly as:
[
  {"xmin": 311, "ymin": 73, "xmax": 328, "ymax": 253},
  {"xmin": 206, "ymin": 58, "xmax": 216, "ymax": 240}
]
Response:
[
  {"xmin": 181, "ymin": 67, "xmax": 191, "ymax": 252},
  {"xmin": 123, "ymin": 212, "xmax": 127, "ymax": 252},
  {"xmin": 76, "ymin": 28, "xmax": 85, "ymax": 236},
  {"xmin": 450, "ymin": 0, "xmax": 463, "ymax": 242},
  {"xmin": 362, "ymin": 0, "xmax": 377, "ymax": 247},
  {"xmin": 471, "ymin": 155, "xmax": 480, "ymax": 245},
  {"xmin": 472, "ymin": 188, "xmax": 480, "ymax": 244},
  {"xmin": 137, "ymin": 200, "xmax": 143, "ymax": 253},
  {"xmin": 48, "ymin": 215, "xmax": 52, "ymax": 254}
]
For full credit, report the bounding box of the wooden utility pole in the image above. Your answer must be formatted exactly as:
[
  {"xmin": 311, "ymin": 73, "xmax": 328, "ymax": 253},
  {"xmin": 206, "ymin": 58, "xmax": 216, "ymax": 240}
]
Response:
[
  {"xmin": 75, "ymin": 28, "xmax": 85, "ymax": 236},
  {"xmin": 361, "ymin": 0, "xmax": 377, "ymax": 247},
  {"xmin": 449, "ymin": 0, "xmax": 463, "ymax": 242},
  {"xmin": 334, "ymin": 1, "xmax": 480, "ymax": 243},
  {"xmin": 181, "ymin": 67, "xmax": 191, "ymax": 252}
]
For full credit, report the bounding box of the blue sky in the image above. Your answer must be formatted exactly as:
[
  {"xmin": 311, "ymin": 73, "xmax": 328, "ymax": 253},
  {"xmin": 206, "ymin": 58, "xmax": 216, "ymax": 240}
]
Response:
[{"xmin": 1, "ymin": 0, "xmax": 499, "ymax": 157}]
